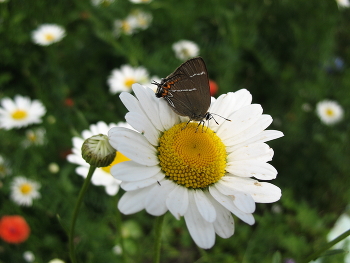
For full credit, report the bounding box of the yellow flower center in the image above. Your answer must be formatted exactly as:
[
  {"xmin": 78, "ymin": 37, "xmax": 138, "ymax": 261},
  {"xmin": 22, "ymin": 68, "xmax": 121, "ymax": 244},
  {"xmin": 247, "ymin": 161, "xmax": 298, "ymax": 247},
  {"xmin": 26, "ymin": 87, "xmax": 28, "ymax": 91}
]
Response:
[
  {"xmin": 44, "ymin": 33, "xmax": 55, "ymax": 42},
  {"xmin": 121, "ymin": 21, "xmax": 131, "ymax": 33},
  {"xmin": 124, "ymin": 77, "xmax": 136, "ymax": 88},
  {"xmin": 20, "ymin": 184, "xmax": 32, "ymax": 195},
  {"xmin": 326, "ymin": 108, "xmax": 335, "ymax": 116},
  {"xmin": 158, "ymin": 123, "xmax": 227, "ymax": 189},
  {"xmin": 102, "ymin": 151, "xmax": 130, "ymax": 174},
  {"xmin": 11, "ymin": 110, "xmax": 27, "ymax": 120}
]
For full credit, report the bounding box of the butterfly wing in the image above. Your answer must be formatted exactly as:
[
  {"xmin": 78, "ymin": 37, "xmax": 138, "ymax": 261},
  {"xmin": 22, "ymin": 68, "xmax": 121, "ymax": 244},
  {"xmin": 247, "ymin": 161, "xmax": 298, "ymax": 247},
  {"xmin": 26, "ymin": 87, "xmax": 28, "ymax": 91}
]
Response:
[{"xmin": 165, "ymin": 57, "xmax": 211, "ymax": 121}]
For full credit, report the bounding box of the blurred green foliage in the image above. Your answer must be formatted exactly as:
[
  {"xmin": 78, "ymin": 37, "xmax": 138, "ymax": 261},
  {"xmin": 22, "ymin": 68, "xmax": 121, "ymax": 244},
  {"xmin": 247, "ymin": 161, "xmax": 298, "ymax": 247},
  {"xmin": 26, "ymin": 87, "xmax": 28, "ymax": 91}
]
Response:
[{"xmin": 1, "ymin": 0, "xmax": 350, "ymax": 262}]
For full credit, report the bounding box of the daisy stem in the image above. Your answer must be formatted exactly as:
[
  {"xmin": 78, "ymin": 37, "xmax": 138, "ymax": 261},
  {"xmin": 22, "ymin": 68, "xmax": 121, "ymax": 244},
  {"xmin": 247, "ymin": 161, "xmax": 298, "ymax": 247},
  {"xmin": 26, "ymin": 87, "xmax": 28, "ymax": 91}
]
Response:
[
  {"xmin": 153, "ymin": 214, "xmax": 165, "ymax": 263},
  {"xmin": 301, "ymin": 228, "xmax": 350, "ymax": 263},
  {"xmin": 69, "ymin": 165, "xmax": 96, "ymax": 263}
]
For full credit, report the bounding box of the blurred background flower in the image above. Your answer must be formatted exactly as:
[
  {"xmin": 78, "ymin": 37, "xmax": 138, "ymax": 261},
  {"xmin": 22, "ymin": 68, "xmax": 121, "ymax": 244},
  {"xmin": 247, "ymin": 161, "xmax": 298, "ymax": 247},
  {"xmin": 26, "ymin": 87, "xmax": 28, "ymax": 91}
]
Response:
[
  {"xmin": 10, "ymin": 176, "xmax": 41, "ymax": 206},
  {"xmin": 0, "ymin": 215, "xmax": 30, "ymax": 244},
  {"xmin": 31, "ymin": 24, "xmax": 66, "ymax": 46},
  {"xmin": 172, "ymin": 40, "xmax": 200, "ymax": 61},
  {"xmin": 316, "ymin": 100, "xmax": 344, "ymax": 125},
  {"xmin": 0, "ymin": 95, "xmax": 46, "ymax": 130}
]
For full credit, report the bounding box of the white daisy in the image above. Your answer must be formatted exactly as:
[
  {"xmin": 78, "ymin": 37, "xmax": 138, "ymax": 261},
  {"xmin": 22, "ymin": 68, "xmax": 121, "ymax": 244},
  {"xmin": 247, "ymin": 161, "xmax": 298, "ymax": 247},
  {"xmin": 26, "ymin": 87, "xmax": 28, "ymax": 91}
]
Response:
[
  {"xmin": 31, "ymin": 24, "xmax": 66, "ymax": 46},
  {"xmin": 67, "ymin": 121, "xmax": 130, "ymax": 196},
  {"xmin": 316, "ymin": 100, "xmax": 344, "ymax": 125},
  {"xmin": 0, "ymin": 95, "xmax": 46, "ymax": 130},
  {"xmin": 131, "ymin": 9, "xmax": 152, "ymax": 30},
  {"xmin": 0, "ymin": 155, "xmax": 11, "ymax": 178},
  {"xmin": 22, "ymin": 127, "xmax": 46, "ymax": 147},
  {"xmin": 172, "ymin": 40, "xmax": 200, "ymax": 61},
  {"xmin": 48, "ymin": 259, "xmax": 65, "ymax": 263},
  {"xmin": 10, "ymin": 176, "xmax": 41, "ymax": 206},
  {"xmin": 108, "ymin": 84, "xmax": 283, "ymax": 249},
  {"xmin": 107, "ymin": 65, "xmax": 150, "ymax": 94},
  {"xmin": 113, "ymin": 16, "xmax": 139, "ymax": 37},
  {"xmin": 336, "ymin": 0, "xmax": 350, "ymax": 7}
]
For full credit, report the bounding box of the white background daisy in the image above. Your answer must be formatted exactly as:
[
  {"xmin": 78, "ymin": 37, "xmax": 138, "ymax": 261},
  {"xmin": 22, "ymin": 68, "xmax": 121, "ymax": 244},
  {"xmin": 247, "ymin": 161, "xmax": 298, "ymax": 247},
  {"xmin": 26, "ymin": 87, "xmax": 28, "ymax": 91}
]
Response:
[
  {"xmin": 67, "ymin": 121, "xmax": 130, "ymax": 196},
  {"xmin": 109, "ymin": 84, "xmax": 283, "ymax": 249},
  {"xmin": 10, "ymin": 176, "xmax": 41, "ymax": 206},
  {"xmin": 23, "ymin": 251, "xmax": 35, "ymax": 262},
  {"xmin": 129, "ymin": 0, "xmax": 152, "ymax": 3},
  {"xmin": 22, "ymin": 127, "xmax": 46, "ymax": 147},
  {"xmin": 316, "ymin": 99, "xmax": 344, "ymax": 125},
  {"xmin": 107, "ymin": 65, "xmax": 151, "ymax": 94},
  {"xmin": 172, "ymin": 40, "xmax": 200, "ymax": 61},
  {"xmin": 32, "ymin": 24, "xmax": 66, "ymax": 46},
  {"xmin": 336, "ymin": 0, "xmax": 350, "ymax": 7},
  {"xmin": 0, "ymin": 95, "xmax": 46, "ymax": 130}
]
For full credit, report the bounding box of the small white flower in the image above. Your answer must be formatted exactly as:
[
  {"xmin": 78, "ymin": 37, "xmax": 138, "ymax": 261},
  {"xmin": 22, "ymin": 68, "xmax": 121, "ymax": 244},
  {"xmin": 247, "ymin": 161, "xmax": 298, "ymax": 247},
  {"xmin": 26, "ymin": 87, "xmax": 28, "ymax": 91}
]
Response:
[
  {"xmin": 91, "ymin": 0, "xmax": 115, "ymax": 6},
  {"xmin": 129, "ymin": 0, "xmax": 152, "ymax": 3},
  {"xmin": 10, "ymin": 176, "xmax": 41, "ymax": 206},
  {"xmin": 0, "ymin": 95, "xmax": 46, "ymax": 130},
  {"xmin": 336, "ymin": 0, "xmax": 350, "ymax": 7},
  {"xmin": 23, "ymin": 251, "xmax": 35, "ymax": 262},
  {"xmin": 32, "ymin": 24, "xmax": 66, "ymax": 46},
  {"xmin": 113, "ymin": 16, "xmax": 139, "ymax": 37},
  {"xmin": 22, "ymin": 127, "xmax": 46, "ymax": 147},
  {"xmin": 132, "ymin": 9, "xmax": 152, "ymax": 30},
  {"xmin": 107, "ymin": 65, "xmax": 150, "ymax": 94},
  {"xmin": 172, "ymin": 40, "xmax": 200, "ymax": 61},
  {"xmin": 67, "ymin": 121, "xmax": 131, "ymax": 196},
  {"xmin": 316, "ymin": 100, "xmax": 344, "ymax": 125},
  {"xmin": 109, "ymin": 84, "xmax": 283, "ymax": 249},
  {"xmin": 0, "ymin": 155, "xmax": 11, "ymax": 178}
]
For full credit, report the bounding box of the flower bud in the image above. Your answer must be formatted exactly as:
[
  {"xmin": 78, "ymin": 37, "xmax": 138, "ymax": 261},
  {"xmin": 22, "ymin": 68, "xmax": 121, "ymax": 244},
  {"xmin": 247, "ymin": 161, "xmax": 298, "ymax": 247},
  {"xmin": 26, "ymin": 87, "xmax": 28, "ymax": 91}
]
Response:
[{"xmin": 81, "ymin": 134, "xmax": 116, "ymax": 167}]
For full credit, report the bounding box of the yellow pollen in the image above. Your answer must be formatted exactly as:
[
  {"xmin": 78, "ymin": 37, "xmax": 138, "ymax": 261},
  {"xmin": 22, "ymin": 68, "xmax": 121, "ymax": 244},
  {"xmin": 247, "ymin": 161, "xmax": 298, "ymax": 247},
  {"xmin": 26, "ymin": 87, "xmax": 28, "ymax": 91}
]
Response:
[
  {"xmin": 44, "ymin": 33, "xmax": 55, "ymax": 41},
  {"xmin": 20, "ymin": 184, "xmax": 32, "ymax": 195},
  {"xmin": 158, "ymin": 123, "xmax": 227, "ymax": 189},
  {"xmin": 102, "ymin": 151, "xmax": 130, "ymax": 174},
  {"xmin": 326, "ymin": 108, "xmax": 335, "ymax": 116},
  {"xmin": 124, "ymin": 78, "xmax": 136, "ymax": 88},
  {"xmin": 11, "ymin": 110, "xmax": 27, "ymax": 120}
]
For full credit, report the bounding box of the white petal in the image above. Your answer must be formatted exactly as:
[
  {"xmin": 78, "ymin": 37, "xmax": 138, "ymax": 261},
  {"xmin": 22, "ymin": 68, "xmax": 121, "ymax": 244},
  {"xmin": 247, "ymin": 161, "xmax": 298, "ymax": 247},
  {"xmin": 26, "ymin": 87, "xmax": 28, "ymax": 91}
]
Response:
[
  {"xmin": 221, "ymin": 176, "xmax": 282, "ymax": 203},
  {"xmin": 227, "ymin": 143, "xmax": 274, "ymax": 162},
  {"xmin": 217, "ymin": 104, "xmax": 263, "ymax": 141},
  {"xmin": 184, "ymin": 191, "xmax": 215, "ymax": 249},
  {"xmin": 158, "ymin": 98, "xmax": 180, "ymax": 130},
  {"xmin": 209, "ymin": 197, "xmax": 235, "ymax": 238},
  {"xmin": 226, "ymin": 160, "xmax": 277, "ymax": 180},
  {"xmin": 166, "ymin": 184, "xmax": 189, "ymax": 220},
  {"xmin": 223, "ymin": 115, "xmax": 272, "ymax": 147},
  {"xmin": 109, "ymin": 127, "xmax": 158, "ymax": 166},
  {"xmin": 118, "ymin": 187, "xmax": 152, "ymax": 214},
  {"xmin": 125, "ymin": 112, "xmax": 160, "ymax": 146},
  {"xmin": 120, "ymin": 172, "xmax": 164, "ymax": 191},
  {"xmin": 209, "ymin": 89, "xmax": 253, "ymax": 131},
  {"xmin": 144, "ymin": 180, "xmax": 175, "ymax": 216},
  {"xmin": 193, "ymin": 190, "xmax": 216, "ymax": 223},
  {"xmin": 209, "ymin": 186, "xmax": 255, "ymax": 225},
  {"xmin": 133, "ymin": 84, "xmax": 164, "ymax": 131},
  {"xmin": 119, "ymin": 90, "xmax": 144, "ymax": 115},
  {"xmin": 111, "ymin": 160, "xmax": 161, "ymax": 182},
  {"xmin": 228, "ymin": 130, "xmax": 284, "ymax": 152},
  {"xmin": 215, "ymin": 181, "xmax": 256, "ymax": 213}
]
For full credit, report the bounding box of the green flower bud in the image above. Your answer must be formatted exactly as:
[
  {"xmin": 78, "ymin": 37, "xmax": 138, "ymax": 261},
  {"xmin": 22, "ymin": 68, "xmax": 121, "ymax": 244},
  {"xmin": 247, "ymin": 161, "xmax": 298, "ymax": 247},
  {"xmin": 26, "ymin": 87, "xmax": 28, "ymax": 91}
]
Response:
[{"xmin": 81, "ymin": 134, "xmax": 116, "ymax": 167}]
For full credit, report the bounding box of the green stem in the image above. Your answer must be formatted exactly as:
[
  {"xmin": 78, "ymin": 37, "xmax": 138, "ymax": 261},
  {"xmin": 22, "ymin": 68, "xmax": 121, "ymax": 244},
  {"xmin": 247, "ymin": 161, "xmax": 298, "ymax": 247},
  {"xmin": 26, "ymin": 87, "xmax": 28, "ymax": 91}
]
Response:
[
  {"xmin": 69, "ymin": 165, "xmax": 96, "ymax": 263},
  {"xmin": 302, "ymin": 228, "xmax": 350, "ymax": 263},
  {"xmin": 153, "ymin": 214, "xmax": 165, "ymax": 263}
]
